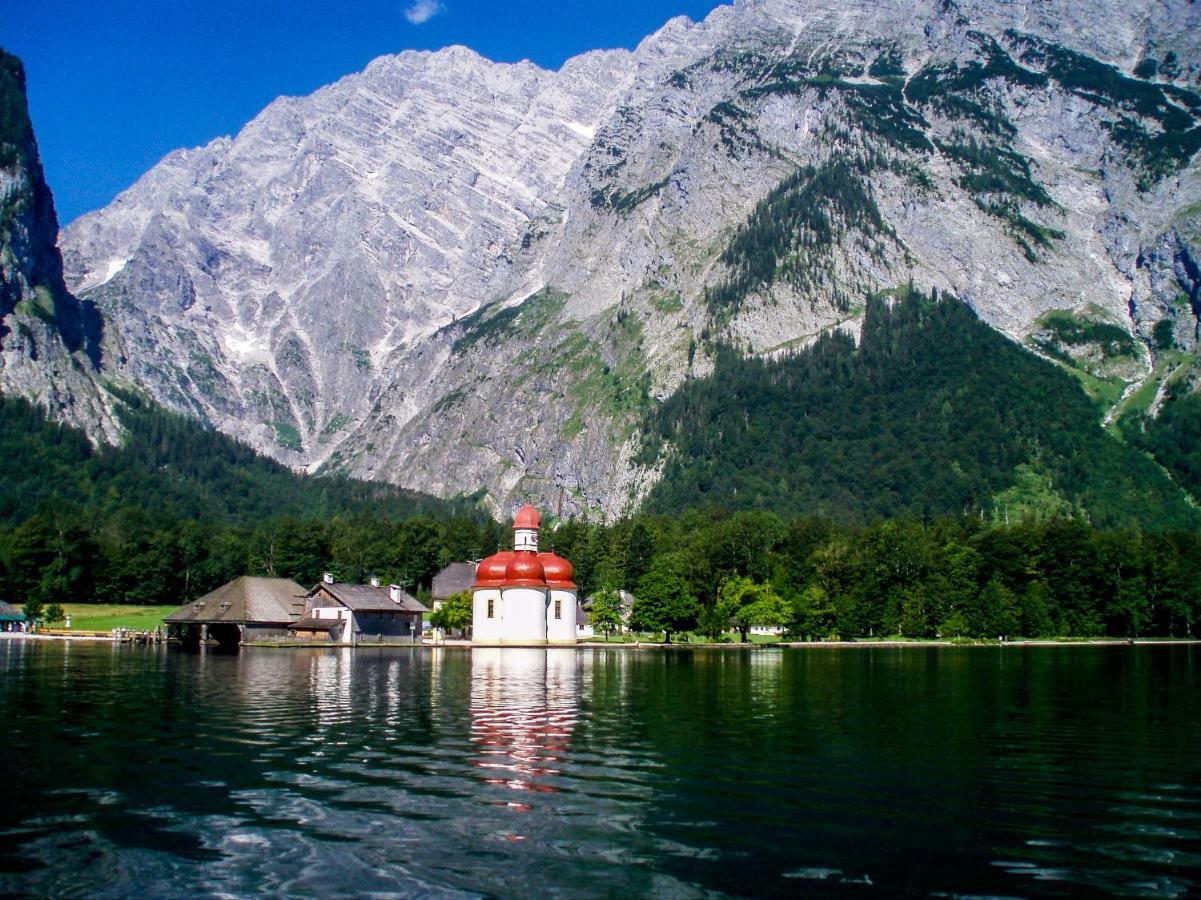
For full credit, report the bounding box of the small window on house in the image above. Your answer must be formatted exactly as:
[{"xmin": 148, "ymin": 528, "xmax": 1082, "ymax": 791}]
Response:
[
  {"xmin": 554, "ymin": 599, "xmax": 561, "ymax": 620},
  {"xmin": 487, "ymin": 598, "xmax": 494, "ymax": 618}
]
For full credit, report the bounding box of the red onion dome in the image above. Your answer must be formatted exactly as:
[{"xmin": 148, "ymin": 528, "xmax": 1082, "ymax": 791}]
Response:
[
  {"xmin": 513, "ymin": 503, "xmax": 542, "ymax": 530},
  {"xmin": 504, "ymin": 551, "xmax": 546, "ymax": 587},
  {"xmin": 473, "ymin": 551, "xmax": 513, "ymax": 588},
  {"xmin": 538, "ymin": 552, "xmax": 577, "ymax": 589}
]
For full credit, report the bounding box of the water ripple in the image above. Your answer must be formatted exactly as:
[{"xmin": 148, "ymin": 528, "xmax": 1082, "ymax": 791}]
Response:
[{"xmin": 1, "ymin": 642, "xmax": 1199, "ymax": 897}]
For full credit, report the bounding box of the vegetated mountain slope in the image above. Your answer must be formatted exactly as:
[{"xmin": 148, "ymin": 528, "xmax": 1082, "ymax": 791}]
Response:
[
  {"xmin": 0, "ymin": 49, "xmax": 115, "ymax": 438},
  {"xmin": 641, "ymin": 290, "xmax": 1199, "ymax": 531},
  {"xmin": 56, "ymin": 0, "xmax": 1201, "ymax": 518},
  {"xmin": 1121, "ymin": 373, "xmax": 1201, "ymax": 500},
  {"xmin": 0, "ymin": 390, "xmax": 477, "ymax": 528},
  {"xmin": 0, "ymin": 392, "xmax": 497, "ymax": 606}
]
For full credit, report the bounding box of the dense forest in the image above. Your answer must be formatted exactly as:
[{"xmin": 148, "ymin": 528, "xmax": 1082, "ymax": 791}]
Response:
[
  {"xmin": 3, "ymin": 452, "xmax": 1199, "ymax": 639},
  {"xmin": 1, "ymin": 290, "xmax": 1199, "ymax": 639},
  {"xmin": 0, "ymin": 390, "xmax": 493, "ymax": 604},
  {"xmin": 549, "ymin": 511, "xmax": 1201, "ymax": 640},
  {"xmin": 1122, "ymin": 383, "xmax": 1201, "ymax": 501},
  {"xmin": 641, "ymin": 289, "xmax": 1199, "ymax": 530},
  {"xmin": 443, "ymin": 510, "xmax": 1200, "ymax": 641},
  {"xmin": 0, "ymin": 389, "xmax": 1197, "ymax": 639}
]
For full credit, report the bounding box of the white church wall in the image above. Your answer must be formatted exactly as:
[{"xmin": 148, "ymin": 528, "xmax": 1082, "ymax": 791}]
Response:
[
  {"xmin": 472, "ymin": 588, "xmax": 504, "ymax": 644},
  {"xmin": 500, "ymin": 586, "xmax": 548, "ymax": 645},
  {"xmin": 546, "ymin": 588, "xmax": 578, "ymax": 644}
]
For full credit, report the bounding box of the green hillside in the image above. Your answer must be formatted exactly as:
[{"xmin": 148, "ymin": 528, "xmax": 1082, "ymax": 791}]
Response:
[
  {"xmin": 1121, "ymin": 376, "xmax": 1201, "ymax": 502},
  {"xmin": 0, "ymin": 389, "xmax": 477, "ymax": 526},
  {"xmin": 0, "ymin": 391, "xmax": 498, "ymax": 605},
  {"xmin": 641, "ymin": 289, "xmax": 1198, "ymax": 530}
]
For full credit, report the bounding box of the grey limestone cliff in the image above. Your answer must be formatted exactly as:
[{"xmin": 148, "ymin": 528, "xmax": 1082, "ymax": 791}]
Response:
[
  {"xmin": 57, "ymin": 0, "xmax": 1201, "ymax": 516},
  {"xmin": 0, "ymin": 50, "xmax": 116, "ymax": 439}
]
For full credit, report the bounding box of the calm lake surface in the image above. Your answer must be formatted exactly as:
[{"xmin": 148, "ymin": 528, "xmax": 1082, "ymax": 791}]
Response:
[{"xmin": 1, "ymin": 642, "xmax": 1199, "ymax": 897}]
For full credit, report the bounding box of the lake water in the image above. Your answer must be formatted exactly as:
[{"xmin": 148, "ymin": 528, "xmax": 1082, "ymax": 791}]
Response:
[{"xmin": 1, "ymin": 641, "xmax": 1199, "ymax": 897}]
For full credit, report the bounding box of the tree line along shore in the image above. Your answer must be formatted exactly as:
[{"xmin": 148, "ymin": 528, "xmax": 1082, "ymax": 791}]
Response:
[{"xmin": 5, "ymin": 508, "xmax": 1199, "ymax": 643}]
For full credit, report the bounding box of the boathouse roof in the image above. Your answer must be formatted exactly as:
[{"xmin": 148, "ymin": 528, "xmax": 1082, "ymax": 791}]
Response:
[
  {"xmin": 0, "ymin": 600, "xmax": 26, "ymax": 621},
  {"xmin": 163, "ymin": 576, "xmax": 306, "ymax": 625}
]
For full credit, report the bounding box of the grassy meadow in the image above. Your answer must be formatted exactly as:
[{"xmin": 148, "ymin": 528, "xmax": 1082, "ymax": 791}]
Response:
[{"xmin": 56, "ymin": 604, "xmax": 175, "ymax": 632}]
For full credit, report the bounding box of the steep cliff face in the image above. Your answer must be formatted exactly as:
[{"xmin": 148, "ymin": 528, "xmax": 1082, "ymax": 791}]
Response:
[
  {"xmin": 60, "ymin": 46, "xmax": 646, "ymax": 456},
  {"xmin": 0, "ymin": 51, "xmax": 115, "ymax": 439},
  {"xmin": 58, "ymin": 0, "xmax": 1201, "ymax": 516}
]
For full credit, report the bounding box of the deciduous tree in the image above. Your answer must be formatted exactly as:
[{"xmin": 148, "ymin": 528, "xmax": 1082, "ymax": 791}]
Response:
[
  {"xmin": 588, "ymin": 588, "xmax": 625, "ymax": 638},
  {"xmin": 632, "ymin": 554, "xmax": 697, "ymax": 643},
  {"xmin": 430, "ymin": 591, "xmax": 472, "ymax": 637}
]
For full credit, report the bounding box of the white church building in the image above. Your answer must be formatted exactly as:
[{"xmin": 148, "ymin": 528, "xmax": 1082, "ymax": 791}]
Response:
[{"xmin": 472, "ymin": 504, "xmax": 578, "ymax": 645}]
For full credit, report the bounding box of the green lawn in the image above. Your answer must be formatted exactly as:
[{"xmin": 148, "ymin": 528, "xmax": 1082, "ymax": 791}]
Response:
[{"xmin": 54, "ymin": 604, "xmax": 176, "ymax": 632}]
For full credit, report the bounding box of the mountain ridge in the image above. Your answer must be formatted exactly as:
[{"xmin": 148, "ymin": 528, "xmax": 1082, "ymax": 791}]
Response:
[{"xmin": 25, "ymin": 0, "xmax": 1201, "ymax": 518}]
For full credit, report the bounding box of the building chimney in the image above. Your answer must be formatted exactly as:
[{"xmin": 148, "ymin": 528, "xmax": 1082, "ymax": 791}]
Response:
[
  {"xmin": 369, "ymin": 575, "xmax": 380, "ymax": 588},
  {"xmin": 323, "ymin": 572, "xmax": 334, "ymax": 584},
  {"xmin": 390, "ymin": 584, "xmax": 402, "ymax": 603}
]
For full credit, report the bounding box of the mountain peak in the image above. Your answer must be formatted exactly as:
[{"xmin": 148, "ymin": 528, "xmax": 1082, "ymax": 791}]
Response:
[
  {"xmin": 0, "ymin": 49, "xmax": 116, "ymax": 439},
  {"xmin": 44, "ymin": 1, "xmax": 1201, "ymax": 517}
]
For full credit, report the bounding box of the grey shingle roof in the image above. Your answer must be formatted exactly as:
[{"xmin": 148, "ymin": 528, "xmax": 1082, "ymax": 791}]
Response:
[
  {"xmin": 582, "ymin": 590, "xmax": 634, "ymax": 610},
  {"xmin": 432, "ymin": 562, "xmax": 475, "ymax": 600},
  {"xmin": 164, "ymin": 577, "xmax": 306, "ymax": 625},
  {"xmin": 289, "ymin": 616, "xmax": 338, "ymax": 631},
  {"xmin": 308, "ymin": 582, "xmax": 429, "ymax": 614}
]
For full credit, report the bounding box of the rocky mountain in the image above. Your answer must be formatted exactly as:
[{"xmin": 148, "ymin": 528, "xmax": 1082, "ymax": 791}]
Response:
[
  {"xmin": 56, "ymin": 0, "xmax": 1201, "ymax": 518},
  {"xmin": 0, "ymin": 51, "xmax": 116, "ymax": 440}
]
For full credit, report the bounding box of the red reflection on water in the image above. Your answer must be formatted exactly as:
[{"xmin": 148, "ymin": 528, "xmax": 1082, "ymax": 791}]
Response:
[{"xmin": 470, "ymin": 649, "xmax": 577, "ymax": 809}]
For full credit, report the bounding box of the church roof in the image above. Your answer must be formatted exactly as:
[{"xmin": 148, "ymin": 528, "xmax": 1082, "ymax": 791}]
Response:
[
  {"xmin": 505, "ymin": 551, "xmax": 546, "ymax": 587},
  {"xmin": 473, "ymin": 551, "xmax": 514, "ymax": 588},
  {"xmin": 513, "ymin": 503, "xmax": 542, "ymax": 530},
  {"xmin": 539, "ymin": 552, "xmax": 577, "ymax": 589}
]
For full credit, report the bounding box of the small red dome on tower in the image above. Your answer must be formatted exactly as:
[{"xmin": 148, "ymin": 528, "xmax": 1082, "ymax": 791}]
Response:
[
  {"xmin": 513, "ymin": 503, "xmax": 542, "ymax": 530},
  {"xmin": 538, "ymin": 552, "xmax": 577, "ymax": 589},
  {"xmin": 473, "ymin": 551, "xmax": 513, "ymax": 588},
  {"xmin": 504, "ymin": 552, "xmax": 546, "ymax": 587}
]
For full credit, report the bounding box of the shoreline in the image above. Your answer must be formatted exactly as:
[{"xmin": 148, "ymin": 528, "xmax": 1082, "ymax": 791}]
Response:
[
  {"xmin": 0, "ymin": 632, "xmax": 120, "ymax": 643},
  {"xmin": 7, "ymin": 632, "xmax": 1197, "ymax": 650},
  {"xmin": 525, "ymin": 638, "xmax": 1201, "ymax": 649}
]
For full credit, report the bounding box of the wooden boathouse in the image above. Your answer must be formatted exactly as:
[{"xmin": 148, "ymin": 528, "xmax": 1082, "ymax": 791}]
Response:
[{"xmin": 164, "ymin": 576, "xmax": 306, "ymax": 647}]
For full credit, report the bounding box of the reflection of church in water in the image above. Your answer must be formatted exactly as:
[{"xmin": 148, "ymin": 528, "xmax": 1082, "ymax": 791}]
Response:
[
  {"xmin": 472, "ymin": 504, "xmax": 578, "ymax": 645},
  {"xmin": 470, "ymin": 649, "xmax": 579, "ymax": 808}
]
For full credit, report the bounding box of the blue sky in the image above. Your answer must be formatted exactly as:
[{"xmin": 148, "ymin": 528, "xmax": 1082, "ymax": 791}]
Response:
[{"xmin": 4, "ymin": 0, "xmax": 727, "ymax": 225}]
